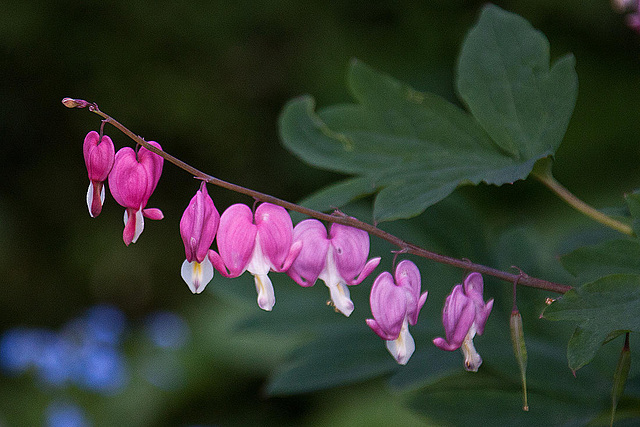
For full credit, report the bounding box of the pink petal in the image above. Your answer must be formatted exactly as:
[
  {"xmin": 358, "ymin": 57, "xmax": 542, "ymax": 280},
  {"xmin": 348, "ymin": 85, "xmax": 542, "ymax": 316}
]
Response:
[
  {"xmin": 142, "ymin": 208, "xmax": 164, "ymax": 220},
  {"xmin": 109, "ymin": 147, "xmax": 149, "ymax": 209},
  {"xmin": 86, "ymin": 181, "xmax": 105, "ymax": 218},
  {"xmin": 462, "ymin": 272, "xmax": 493, "ymax": 335},
  {"xmin": 394, "ymin": 260, "xmax": 424, "ymax": 325},
  {"xmin": 254, "ymin": 203, "xmax": 293, "ymax": 271},
  {"xmin": 215, "ymin": 204, "xmax": 256, "ymax": 277},
  {"xmin": 463, "ymin": 272, "xmax": 485, "ymax": 305},
  {"xmin": 287, "ymin": 219, "xmax": 330, "ymax": 286},
  {"xmin": 433, "ymin": 337, "xmax": 459, "ymax": 351},
  {"xmin": 347, "ymin": 256, "xmax": 381, "ymax": 286},
  {"xmin": 366, "ymin": 319, "xmax": 396, "ymax": 341},
  {"xmin": 179, "ymin": 183, "xmax": 220, "ymax": 263},
  {"xmin": 137, "ymin": 141, "xmax": 164, "ymax": 206},
  {"xmin": 278, "ymin": 240, "xmax": 303, "ymax": 273},
  {"xmin": 123, "ymin": 207, "xmax": 144, "ymax": 246},
  {"xmin": 208, "ymin": 249, "xmax": 234, "ymax": 278},
  {"xmin": 474, "ymin": 298, "xmax": 494, "ymax": 336},
  {"xmin": 368, "ymin": 271, "xmax": 406, "ymax": 340},
  {"xmin": 440, "ymin": 286, "xmax": 476, "ymax": 350},
  {"xmin": 329, "ymin": 223, "xmax": 373, "ymax": 285},
  {"xmin": 83, "ymin": 131, "xmax": 114, "ymax": 182}
]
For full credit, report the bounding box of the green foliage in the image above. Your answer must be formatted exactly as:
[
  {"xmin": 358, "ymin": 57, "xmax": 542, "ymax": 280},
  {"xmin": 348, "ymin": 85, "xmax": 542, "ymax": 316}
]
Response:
[
  {"xmin": 561, "ymin": 239, "xmax": 640, "ymax": 283},
  {"xmin": 543, "ymin": 274, "xmax": 640, "ymax": 371},
  {"xmin": 457, "ymin": 5, "xmax": 578, "ymax": 160},
  {"xmin": 280, "ymin": 5, "xmax": 577, "ymax": 222}
]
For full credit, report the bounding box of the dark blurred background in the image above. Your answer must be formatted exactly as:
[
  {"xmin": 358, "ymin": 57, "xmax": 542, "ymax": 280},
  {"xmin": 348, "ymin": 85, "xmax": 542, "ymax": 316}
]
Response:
[{"xmin": 1, "ymin": 1, "xmax": 639, "ymax": 425}]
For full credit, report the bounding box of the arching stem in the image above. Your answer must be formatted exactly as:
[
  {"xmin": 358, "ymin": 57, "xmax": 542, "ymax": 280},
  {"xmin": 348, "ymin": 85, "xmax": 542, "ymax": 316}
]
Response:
[{"xmin": 63, "ymin": 98, "xmax": 573, "ymax": 295}]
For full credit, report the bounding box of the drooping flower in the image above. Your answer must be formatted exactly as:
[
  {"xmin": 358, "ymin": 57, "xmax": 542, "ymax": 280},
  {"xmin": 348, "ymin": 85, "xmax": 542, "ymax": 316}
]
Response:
[
  {"xmin": 208, "ymin": 203, "xmax": 301, "ymax": 311},
  {"xmin": 83, "ymin": 131, "xmax": 115, "ymax": 218},
  {"xmin": 366, "ymin": 260, "xmax": 427, "ymax": 365},
  {"xmin": 108, "ymin": 142, "xmax": 164, "ymax": 245},
  {"xmin": 179, "ymin": 182, "xmax": 220, "ymax": 294},
  {"xmin": 433, "ymin": 272, "xmax": 494, "ymax": 372},
  {"xmin": 286, "ymin": 219, "xmax": 381, "ymax": 316}
]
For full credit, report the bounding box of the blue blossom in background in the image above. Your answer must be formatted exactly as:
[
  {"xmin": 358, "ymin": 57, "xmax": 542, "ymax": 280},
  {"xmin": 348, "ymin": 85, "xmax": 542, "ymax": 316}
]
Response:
[
  {"xmin": 81, "ymin": 305, "xmax": 127, "ymax": 345},
  {"xmin": 46, "ymin": 401, "xmax": 91, "ymax": 427},
  {"xmin": 1, "ymin": 304, "xmax": 192, "ymax": 424},
  {"xmin": 0, "ymin": 304, "xmax": 129, "ymax": 392},
  {"xmin": 0, "ymin": 327, "xmax": 50, "ymax": 376}
]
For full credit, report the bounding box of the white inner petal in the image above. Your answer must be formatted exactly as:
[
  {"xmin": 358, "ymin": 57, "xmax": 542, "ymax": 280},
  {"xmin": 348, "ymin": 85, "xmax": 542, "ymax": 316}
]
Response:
[
  {"xmin": 254, "ymin": 273, "xmax": 275, "ymax": 311},
  {"xmin": 386, "ymin": 320, "xmax": 415, "ymax": 365},
  {"xmin": 246, "ymin": 234, "xmax": 271, "ymax": 276},
  {"xmin": 181, "ymin": 258, "xmax": 214, "ymax": 294},
  {"xmin": 123, "ymin": 208, "xmax": 145, "ymax": 244},
  {"xmin": 326, "ymin": 282, "xmax": 354, "ymax": 317},
  {"xmin": 86, "ymin": 183, "xmax": 94, "ymax": 217},
  {"xmin": 461, "ymin": 324, "xmax": 482, "ymax": 372},
  {"xmin": 319, "ymin": 247, "xmax": 354, "ymax": 317}
]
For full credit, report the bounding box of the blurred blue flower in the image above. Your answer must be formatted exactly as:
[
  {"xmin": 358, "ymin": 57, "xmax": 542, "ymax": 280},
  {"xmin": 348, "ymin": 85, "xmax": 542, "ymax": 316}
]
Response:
[
  {"xmin": 144, "ymin": 311, "xmax": 190, "ymax": 349},
  {"xmin": 82, "ymin": 304, "xmax": 126, "ymax": 345},
  {"xmin": 2, "ymin": 305, "xmax": 189, "ymax": 397},
  {"xmin": 45, "ymin": 401, "xmax": 91, "ymax": 427},
  {"xmin": 35, "ymin": 333, "xmax": 75, "ymax": 387},
  {"xmin": 74, "ymin": 343, "xmax": 127, "ymax": 393},
  {"xmin": 0, "ymin": 327, "xmax": 49, "ymax": 375}
]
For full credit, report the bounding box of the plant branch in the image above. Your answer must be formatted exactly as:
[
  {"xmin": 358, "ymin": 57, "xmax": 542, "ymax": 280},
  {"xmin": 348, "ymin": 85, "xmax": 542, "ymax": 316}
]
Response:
[
  {"xmin": 63, "ymin": 98, "xmax": 573, "ymax": 295},
  {"xmin": 532, "ymin": 158, "xmax": 634, "ymax": 236}
]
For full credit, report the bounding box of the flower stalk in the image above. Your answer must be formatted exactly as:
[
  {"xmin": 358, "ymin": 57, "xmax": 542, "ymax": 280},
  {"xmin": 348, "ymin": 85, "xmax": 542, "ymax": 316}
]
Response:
[
  {"xmin": 62, "ymin": 98, "xmax": 573, "ymax": 295},
  {"xmin": 532, "ymin": 158, "xmax": 634, "ymax": 237}
]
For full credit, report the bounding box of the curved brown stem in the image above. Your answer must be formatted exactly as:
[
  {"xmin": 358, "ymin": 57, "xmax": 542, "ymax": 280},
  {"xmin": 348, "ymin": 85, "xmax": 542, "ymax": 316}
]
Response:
[{"xmin": 63, "ymin": 98, "xmax": 573, "ymax": 294}]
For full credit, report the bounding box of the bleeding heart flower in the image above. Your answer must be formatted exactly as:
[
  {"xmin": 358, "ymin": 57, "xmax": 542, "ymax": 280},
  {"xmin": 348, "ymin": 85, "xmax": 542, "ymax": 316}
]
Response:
[
  {"xmin": 208, "ymin": 203, "xmax": 301, "ymax": 311},
  {"xmin": 179, "ymin": 182, "xmax": 220, "ymax": 294},
  {"xmin": 366, "ymin": 260, "xmax": 427, "ymax": 365},
  {"xmin": 287, "ymin": 219, "xmax": 381, "ymax": 316},
  {"xmin": 83, "ymin": 131, "xmax": 114, "ymax": 218},
  {"xmin": 433, "ymin": 272, "xmax": 494, "ymax": 372},
  {"xmin": 108, "ymin": 142, "xmax": 164, "ymax": 245}
]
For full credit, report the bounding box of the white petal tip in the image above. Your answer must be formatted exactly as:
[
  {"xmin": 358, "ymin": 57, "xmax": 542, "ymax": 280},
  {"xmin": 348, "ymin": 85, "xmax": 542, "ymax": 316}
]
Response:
[
  {"xmin": 254, "ymin": 274, "xmax": 275, "ymax": 311},
  {"xmin": 386, "ymin": 322, "xmax": 415, "ymax": 365},
  {"xmin": 327, "ymin": 282, "xmax": 354, "ymax": 316},
  {"xmin": 181, "ymin": 258, "xmax": 214, "ymax": 294}
]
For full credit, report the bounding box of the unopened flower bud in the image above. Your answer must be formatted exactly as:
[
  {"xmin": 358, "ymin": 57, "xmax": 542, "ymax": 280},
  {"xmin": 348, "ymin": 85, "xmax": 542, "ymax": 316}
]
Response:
[
  {"xmin": 510, "ymin": 309, "xmax": 529, "ymax": 411},
  {"xmin": 62, "ymin": 98, "xmax": 89, "ymax": 108}
]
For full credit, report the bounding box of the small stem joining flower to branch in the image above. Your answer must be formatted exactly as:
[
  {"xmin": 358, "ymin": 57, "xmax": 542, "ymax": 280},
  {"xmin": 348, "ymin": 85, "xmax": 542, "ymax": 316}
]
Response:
[{"xmin": 63, "ymin": 98, "xmax": 572, "ymax": 295}]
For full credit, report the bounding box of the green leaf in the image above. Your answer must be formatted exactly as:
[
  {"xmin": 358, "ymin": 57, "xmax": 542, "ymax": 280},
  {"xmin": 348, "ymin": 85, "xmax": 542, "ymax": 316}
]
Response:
[
  {"xmin": 543, "ymin": 274, "xmax": 640, "ymax": 371},
  {"xmin": 561, "ymin": 239, "xmax": 640, "ymax": 282},
  {"xmin": 279, "ymin": 5, "xmax": 577, "ymax": 222},
  {"xmin": 457, "ymin": 5, "xmax": 577, "ymax": 160},
  {"xmin": 265, "ymin": 325, "xmax": 399, "ymax": 396},
  {"xmin": 406, "ymin": 370, "xmax": 598, "ymax": 427}
]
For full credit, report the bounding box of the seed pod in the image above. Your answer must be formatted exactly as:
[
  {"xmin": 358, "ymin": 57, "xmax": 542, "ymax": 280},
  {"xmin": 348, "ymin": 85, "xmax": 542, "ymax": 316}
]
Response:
[{"xmin": 510, "ymin": 309, "xmax": 528, "ymax": 411}]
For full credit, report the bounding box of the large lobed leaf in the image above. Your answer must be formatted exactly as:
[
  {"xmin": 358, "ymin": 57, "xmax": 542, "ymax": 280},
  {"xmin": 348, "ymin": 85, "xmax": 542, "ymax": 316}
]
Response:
[
  {"xmin": 543, "ymin": 274, "xmax": 640, "ymax": 371},
  {"xmin": 561, "ymin": 238, "xmax": 640, "ymax": 283},
  {"xmin": 279, "ymin": 4, "xmax": 577, "ymax": 222}
]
